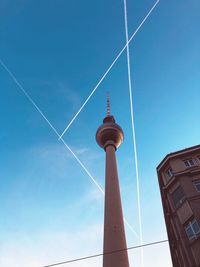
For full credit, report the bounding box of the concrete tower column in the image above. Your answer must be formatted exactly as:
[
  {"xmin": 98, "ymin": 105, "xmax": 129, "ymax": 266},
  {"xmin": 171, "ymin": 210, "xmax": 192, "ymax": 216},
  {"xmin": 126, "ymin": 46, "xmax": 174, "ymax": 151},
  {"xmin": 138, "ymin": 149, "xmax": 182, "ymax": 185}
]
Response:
[
  {"xmin": 103, "ymin": 144, "xmax": 129, "ymax": 267},
  {"xmin": 96, "ymin": 96, "xmax": 130, "ymax": 267}
]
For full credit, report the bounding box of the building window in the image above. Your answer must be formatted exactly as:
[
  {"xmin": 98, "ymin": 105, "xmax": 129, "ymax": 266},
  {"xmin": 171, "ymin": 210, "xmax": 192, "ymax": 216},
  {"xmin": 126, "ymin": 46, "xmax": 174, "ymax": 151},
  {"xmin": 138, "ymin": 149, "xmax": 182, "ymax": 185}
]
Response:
[
  {"xmin": 184, "ymin": 159, "xmax": 195, "ymax": 168},
  {"xmin": 165, "ymin": 168, "xmax": 173, "ymax": 181},
  {"xmin": 185, "ymin": 219, "xmax": 200, "ymax": 240},
  {"xmin": 172, "ymin": 186, "xmax": 185, "ymax": 208},
  {"xmin": 193, "ymin": 180, "xmax": 200, "ymax": 192}
]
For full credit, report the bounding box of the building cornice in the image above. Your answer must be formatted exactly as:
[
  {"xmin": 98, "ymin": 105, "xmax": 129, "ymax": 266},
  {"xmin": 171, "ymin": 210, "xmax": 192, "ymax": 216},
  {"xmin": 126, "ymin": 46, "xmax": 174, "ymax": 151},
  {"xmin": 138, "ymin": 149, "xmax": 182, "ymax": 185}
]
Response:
[{"xmin": 157, "ymin": 144, "xmax": 200, "ymax": 171}]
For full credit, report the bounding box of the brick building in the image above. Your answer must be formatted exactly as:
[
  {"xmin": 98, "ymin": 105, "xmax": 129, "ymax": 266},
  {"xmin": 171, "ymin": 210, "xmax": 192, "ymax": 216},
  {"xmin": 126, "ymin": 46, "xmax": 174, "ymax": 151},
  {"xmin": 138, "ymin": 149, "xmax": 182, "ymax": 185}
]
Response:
[{"xmin": 157, "ymin": 145, "xmax": 200, "ymax": 267}]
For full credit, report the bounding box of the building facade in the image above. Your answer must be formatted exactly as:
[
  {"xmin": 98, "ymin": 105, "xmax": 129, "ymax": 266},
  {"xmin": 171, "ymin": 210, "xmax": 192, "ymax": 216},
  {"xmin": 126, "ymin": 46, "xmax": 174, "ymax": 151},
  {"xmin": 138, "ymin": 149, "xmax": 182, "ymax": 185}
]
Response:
[{"xmin": 157, "ymin": 145, "xmax": 200, "ymax": 267}]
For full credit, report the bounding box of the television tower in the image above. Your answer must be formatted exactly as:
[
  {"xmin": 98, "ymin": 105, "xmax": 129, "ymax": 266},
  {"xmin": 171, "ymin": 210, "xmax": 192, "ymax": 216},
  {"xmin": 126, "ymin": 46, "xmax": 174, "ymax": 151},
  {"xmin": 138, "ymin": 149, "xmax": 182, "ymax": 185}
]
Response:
[{"xmin": 96, "ymin": 95, "xmax": 130, "ymax": 267}]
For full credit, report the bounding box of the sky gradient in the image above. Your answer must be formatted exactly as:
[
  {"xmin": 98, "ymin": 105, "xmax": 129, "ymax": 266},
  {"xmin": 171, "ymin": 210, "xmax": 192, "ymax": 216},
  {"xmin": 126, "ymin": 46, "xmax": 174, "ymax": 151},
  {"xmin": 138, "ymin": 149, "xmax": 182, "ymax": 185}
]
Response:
[{"xmin": 0, "ymin": 0, "xmax": 200, "ymax": 266}]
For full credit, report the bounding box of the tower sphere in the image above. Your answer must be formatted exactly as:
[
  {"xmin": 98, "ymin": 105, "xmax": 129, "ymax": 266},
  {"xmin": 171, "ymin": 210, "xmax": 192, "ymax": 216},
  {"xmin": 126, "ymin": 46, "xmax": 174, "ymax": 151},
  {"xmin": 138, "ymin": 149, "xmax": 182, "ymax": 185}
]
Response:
[{"xmin": 96, "ymin": 115, "xmax": 124, "ymax": 150}]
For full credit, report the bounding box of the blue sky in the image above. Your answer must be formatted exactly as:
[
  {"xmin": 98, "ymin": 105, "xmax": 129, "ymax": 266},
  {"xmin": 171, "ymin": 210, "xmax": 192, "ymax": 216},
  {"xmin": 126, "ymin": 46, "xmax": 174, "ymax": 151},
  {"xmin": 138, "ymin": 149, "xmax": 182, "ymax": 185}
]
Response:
[{"xmin": 0, "ymin": 0, "xmax": 199, "ymax": 266}]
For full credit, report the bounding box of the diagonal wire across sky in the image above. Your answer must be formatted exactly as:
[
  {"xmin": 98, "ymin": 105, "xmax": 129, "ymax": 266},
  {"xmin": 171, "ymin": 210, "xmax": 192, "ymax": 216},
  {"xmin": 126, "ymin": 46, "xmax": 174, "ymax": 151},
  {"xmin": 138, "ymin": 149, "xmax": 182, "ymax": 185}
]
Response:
[
  {"xmin": 58, "ymin": 0, "xmax": 160, "ymax": 140},
  {"xmin": 0, "ymin": 52, "xmax": 137, "ymax": 237},
  {"xmin": 43, "ymin": 239, "xmax": 168, "ymax": 267},
  {"xmin": 0, "ymin": 0, "xmax": 160, "ymax": 263}
]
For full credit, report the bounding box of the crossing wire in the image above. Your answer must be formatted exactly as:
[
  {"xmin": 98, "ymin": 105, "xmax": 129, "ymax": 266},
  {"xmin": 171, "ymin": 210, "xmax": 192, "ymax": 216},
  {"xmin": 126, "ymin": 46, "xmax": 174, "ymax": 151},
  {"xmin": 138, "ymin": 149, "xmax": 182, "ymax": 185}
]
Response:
[
  {"xmin": 122, "ymin": 1, "xmax": 162, "ymax": 266},
  {"xmin": 58, "ymin": 0, "xmax": 160, "ymax": 140},
  {"xmin": 0, "ymin": 0, "xmax": 160, "ymax": 238},
  {"xmin": 0, "ymin": 0, "xmax": 161, "ymax": 263},
  {"xmin": 42, "ymin": 239, "xmax": 168, "ymax": 267},
  {"xmin": 0, "ymin": 58, "xmax": 138, "ymax": 238}
]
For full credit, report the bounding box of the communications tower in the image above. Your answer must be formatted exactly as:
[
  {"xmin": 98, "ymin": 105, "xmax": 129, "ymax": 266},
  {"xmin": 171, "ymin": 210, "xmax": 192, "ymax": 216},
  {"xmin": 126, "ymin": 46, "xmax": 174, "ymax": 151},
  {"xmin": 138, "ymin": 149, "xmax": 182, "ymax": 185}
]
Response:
[{"xmin": 96, "ymin": 96, "xmax": 130, "ymax": 267}]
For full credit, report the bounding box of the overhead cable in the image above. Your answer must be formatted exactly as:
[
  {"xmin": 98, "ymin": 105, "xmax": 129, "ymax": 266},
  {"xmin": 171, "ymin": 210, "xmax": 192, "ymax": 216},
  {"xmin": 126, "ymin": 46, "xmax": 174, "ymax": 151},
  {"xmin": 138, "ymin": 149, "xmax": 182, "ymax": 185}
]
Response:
[
  {"xmin": 123, "ymin": 0, "xmax": 156, "ymax": 266},
  {"xmin": 0, "ymin": 58, "xmax": 138, "ymax": 238},
  {"xmin": 58, "ymin": 0, "xmax": 160, "ymax": 140},
  {"xmin": 42, "ymin": 239, "xmax": 168, "ymax": 267}
]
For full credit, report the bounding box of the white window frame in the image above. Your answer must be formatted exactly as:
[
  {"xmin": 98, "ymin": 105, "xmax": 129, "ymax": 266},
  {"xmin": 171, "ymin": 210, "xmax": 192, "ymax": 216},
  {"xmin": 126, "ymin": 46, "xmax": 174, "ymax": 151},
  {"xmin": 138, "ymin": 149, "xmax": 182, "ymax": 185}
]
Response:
[
  {"xmin": 184, "ymin": 159, "xmax": 195, "ymax": 168},
  {"xmin": 165, "ymin": 167, "xmax": 173, "ymax": 181},
  {"xmin": 185, "ymin": 219, "xmax": 200, "ymax": 240},
  {"xmin": 172, "ymin": 186, "xmax": 185, "ymax": 208},
  {"xmin": 193, "ymin": 180, "xmax": 200, "ymax": 192}
]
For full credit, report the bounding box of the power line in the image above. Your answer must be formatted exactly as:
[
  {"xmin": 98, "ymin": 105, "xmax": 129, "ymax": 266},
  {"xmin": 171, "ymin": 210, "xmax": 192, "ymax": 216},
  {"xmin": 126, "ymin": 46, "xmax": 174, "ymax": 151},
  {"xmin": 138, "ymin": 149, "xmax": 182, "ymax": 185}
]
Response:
[
  {"xmin": 42, "ymin": 239, "xmax": 169, "ymax": 267},
  {"xmin": 0, "ymin": 0, "xmax": 161, "ymax": 260},
  {"xmin": 0, "ymin": 58, "xmax": 138, "ymax": 238},
  {"xmin": 0, "ymin": 0, "xmax": 160, "ymax": 243},
  {"xmin": 0, "ymin": 59, "xmax": 59, "ymax": 137},
  {"xmin": 58, "ymin": 0, "xmax": 160, "ymax": 140},
  {"xmin": 123, "ymin": 0, "xmax": 160, "ymax": 266},
  {"xmin": 0, "ymin": 1, "xmax": 160, "ymax": 238}
]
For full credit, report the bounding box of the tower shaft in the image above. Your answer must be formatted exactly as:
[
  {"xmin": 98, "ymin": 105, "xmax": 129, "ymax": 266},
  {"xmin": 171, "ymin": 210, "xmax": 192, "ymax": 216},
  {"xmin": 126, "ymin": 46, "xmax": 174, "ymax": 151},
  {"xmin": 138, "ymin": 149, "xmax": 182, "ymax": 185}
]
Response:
[
  {"xmin": 96, "ymin": 97, "xmax": 130, "ymax": 267},
  {"xmin": 103, "ymin": 144, "xmax": 129, "ymax": 267}
]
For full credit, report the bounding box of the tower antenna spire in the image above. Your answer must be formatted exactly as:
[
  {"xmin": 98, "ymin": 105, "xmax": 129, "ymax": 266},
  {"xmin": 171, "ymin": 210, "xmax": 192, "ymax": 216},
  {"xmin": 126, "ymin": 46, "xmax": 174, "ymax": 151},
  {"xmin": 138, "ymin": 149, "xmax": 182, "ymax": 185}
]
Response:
[{"xmin": 106, "ymin": 92, "xmax": 111, "ymax": 116}]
